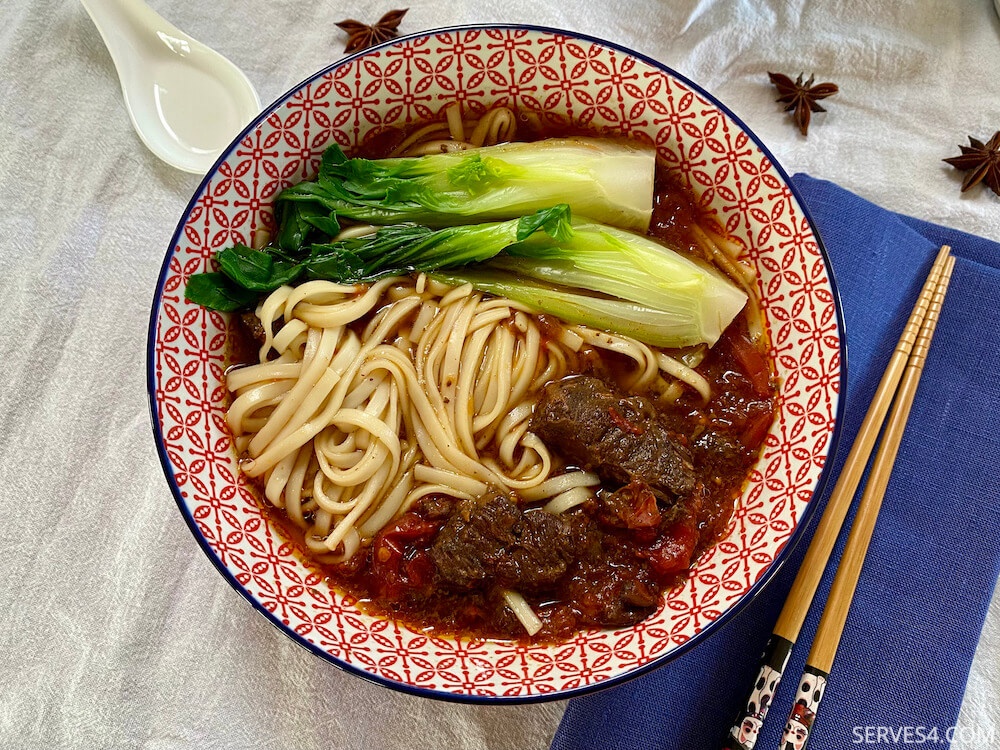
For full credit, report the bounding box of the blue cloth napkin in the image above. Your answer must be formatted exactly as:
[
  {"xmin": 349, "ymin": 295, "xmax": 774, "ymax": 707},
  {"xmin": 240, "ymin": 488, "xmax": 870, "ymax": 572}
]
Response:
[{"xmin": 551, "ymin": 175, "xmax": 1000, "ymax": 750}]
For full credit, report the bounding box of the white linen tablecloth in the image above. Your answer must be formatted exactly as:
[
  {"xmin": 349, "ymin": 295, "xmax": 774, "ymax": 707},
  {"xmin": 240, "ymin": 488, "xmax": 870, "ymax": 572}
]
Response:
[{"xmin": 2, "ymin": 1, "xmax": 998, "ymax": 747}]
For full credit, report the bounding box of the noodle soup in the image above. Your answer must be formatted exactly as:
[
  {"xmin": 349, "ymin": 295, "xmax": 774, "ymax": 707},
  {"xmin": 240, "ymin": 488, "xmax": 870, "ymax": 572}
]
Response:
[{"xmin": 220, "ymin": 109, "xmax": 777, "ymax": 643}]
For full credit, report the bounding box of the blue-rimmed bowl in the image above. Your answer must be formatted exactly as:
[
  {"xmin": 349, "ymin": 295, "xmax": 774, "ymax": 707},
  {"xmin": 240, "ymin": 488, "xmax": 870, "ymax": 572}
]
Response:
[{"xmin": 147, "ymin": 24, "xmax": 843, "ymax": 702}]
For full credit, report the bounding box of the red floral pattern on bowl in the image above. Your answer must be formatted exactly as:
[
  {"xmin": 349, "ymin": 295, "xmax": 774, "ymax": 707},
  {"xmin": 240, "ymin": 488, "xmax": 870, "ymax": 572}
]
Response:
[{"xmin": 147, "ymin": 25, "xmax": 843, "ymax": 702}]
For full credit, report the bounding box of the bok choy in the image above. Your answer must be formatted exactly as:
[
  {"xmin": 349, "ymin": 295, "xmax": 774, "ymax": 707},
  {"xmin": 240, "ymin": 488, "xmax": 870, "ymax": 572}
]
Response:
[
  {"xmin": 185, "ymin": 204, "xmax": 746, "ymax": 348},
  {"xmin": 184, "ymin": 206, "xmax": 573, "ymax": 312},
  {"xmin": 486, "ymin": 220, "xmax": 748, "ymax": 347},
  {"xmin": 275, "ymin": 137, "xmax": 655, "ymax": 239}
]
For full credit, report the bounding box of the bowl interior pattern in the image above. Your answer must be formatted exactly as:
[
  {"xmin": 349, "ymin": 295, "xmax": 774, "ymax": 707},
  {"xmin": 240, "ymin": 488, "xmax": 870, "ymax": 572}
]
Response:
[{"xmin": 149, "ymin": 26, "xmax": 841, "ymax": 701}]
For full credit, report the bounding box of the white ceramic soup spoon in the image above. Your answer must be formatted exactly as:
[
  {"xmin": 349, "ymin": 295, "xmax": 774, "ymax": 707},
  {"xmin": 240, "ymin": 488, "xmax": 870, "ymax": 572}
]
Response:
[{"xmin": 81, "ymin": 0, "xmax": 261, "ymax": 174}]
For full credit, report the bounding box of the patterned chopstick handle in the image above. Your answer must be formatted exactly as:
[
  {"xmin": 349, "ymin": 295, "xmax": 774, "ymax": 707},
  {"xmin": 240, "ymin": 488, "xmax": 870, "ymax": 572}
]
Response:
[
  {"xmin": 722, "ymin": 635, "xmax": 794, "ymax": 750},
  {"xmin": 779, "ymin": 665, "xmax": 829, "ymax": 750}
]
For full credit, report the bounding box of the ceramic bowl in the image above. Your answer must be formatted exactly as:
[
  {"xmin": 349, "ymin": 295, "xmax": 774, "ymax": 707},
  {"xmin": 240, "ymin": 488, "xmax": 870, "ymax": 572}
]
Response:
[{"xmin": 147, "ymin": 24, "xmax": 843, "ymax": 702}]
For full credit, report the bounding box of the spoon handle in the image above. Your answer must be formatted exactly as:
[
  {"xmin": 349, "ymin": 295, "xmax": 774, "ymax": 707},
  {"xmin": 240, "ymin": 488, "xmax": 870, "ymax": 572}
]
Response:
[{"xmin": 80, "ymin": 0, "xmax": 181, "ymax": 64}]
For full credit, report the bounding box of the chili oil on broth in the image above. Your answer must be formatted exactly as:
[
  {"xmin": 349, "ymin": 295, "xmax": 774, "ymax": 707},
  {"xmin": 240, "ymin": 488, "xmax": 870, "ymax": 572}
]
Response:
[{"xmin": 221, "ymin": 109, "xmax": 778, "ymax": 644}]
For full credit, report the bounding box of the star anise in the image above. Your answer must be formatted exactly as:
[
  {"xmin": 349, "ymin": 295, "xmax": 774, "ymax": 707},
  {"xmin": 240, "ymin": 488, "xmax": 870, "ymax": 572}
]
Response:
[
  {"xmin": 943, "ymin": 131, "xmax": 1000, "ymax": 196},
  {"xmin": 335, "ymin": 9, "xmax": 408, "ymax": 53},
  {"xmin": 768, "ymin": 72, "xmax": 839, "ymax": 137}
]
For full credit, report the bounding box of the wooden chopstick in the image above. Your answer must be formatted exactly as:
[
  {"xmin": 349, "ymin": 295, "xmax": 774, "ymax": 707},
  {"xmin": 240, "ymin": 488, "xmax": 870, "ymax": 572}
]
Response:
[
  {"xmin": 721, "ymin": 245, "xmax": 952, "ymax": 750},
  {"xmin": 781, "ymin": 253, "xmax": 955, "ymax": 746}
]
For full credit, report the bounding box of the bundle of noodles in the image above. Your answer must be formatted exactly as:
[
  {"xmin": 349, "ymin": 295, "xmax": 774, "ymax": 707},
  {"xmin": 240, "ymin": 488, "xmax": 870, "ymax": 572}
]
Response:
[
  {"xmin": 389, "ymin": 103, "xmax": 518, "ymax": 155},
  {"xmin": 225, "ymin": 274, "xmax": 710, "ymax": 564}
]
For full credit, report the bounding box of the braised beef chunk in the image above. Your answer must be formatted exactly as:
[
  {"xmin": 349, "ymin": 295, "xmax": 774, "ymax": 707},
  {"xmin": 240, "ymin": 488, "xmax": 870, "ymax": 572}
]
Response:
[
  {"xmin": 239, "ymin": 312, "xmax": 267, "ymax": 346},
  {"xmin": 531, "ymin": 376, "xmax": 696, "ymax": 498},
  {"xmin": 430, "ymin": 491, "xmax": 575, "ymax": 593},
  {"xmin": 415, "ymin": 495, "xmax": 457, "ymax": 521}
]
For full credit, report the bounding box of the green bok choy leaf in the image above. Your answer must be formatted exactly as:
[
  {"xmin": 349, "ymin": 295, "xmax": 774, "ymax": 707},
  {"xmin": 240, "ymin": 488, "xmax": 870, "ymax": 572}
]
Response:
[{"xmin": 183, "ymin": 206, "xmax": 573, "ymax": 311}]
